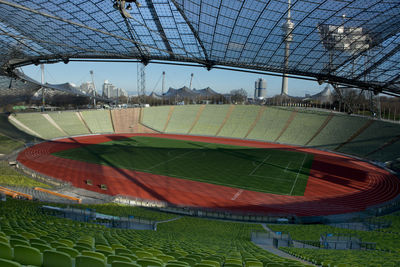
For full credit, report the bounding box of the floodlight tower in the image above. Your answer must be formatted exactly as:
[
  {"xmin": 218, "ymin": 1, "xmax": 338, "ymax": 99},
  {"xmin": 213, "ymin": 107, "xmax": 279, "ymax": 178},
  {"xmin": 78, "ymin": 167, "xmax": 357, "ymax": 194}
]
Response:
[
  {"xmin": 281, "ymin": 0, "xmax": 294, "ymax": 96},
  {"xmin": 90, "ymin": 70, "xmax": 96, "ymax": 108}
]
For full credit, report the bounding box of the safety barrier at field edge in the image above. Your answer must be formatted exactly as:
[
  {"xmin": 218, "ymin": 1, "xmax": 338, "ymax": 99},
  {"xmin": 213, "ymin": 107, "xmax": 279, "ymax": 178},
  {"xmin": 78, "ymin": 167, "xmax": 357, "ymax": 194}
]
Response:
[
  {"xmin": 34, "ymin": 187, "xmax": 81, "ymax": 203},
  {"xmin": 112, "ymin": 194, "xmax": 296, "ymax": 224}
]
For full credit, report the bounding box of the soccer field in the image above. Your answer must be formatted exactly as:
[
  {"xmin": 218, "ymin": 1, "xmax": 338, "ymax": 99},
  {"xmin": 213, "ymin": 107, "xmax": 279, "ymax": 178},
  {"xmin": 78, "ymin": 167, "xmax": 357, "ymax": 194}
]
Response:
[{"xmin": 52, "ymin": 136, "xmax": 314, "ymax": 195}]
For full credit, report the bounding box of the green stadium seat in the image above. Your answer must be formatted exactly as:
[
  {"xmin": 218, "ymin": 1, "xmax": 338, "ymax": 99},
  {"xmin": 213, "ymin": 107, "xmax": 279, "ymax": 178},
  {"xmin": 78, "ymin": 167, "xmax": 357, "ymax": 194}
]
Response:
[
  {"xmin": 13, "ymin": 245, "xmax": 42, "ymax": 266},
  {"xmin": 56, "ymin": 247, "xmax": 80, "ymax": 258},
  {"xmin": 0, "ymin": 236, "xmax": 8, "ymax": 244},
  {"xmin": 112, "ymin": 261, "xmax": 141, "ymax": 267},
  {"xmin": 10, "ymin": 234, "xmax": 28, "ymax": 242},
  {"xmin": 179, "ymin": 257, "xmax": 197, "ymax": 266},
  {"xmin": 201, "ymin": 260, "xmax": 220, "ymax": 267},
  {"xmin": 43, "ymin": 250, "xmax": 73, "ymax": 267},
  {"xmin": 107, "ymin": 255, "xmax": 133, "ymax": 264},
  {"xmin": 31, "ymin": 243, "xmax": 53, "ymax": 252},
  {"xmin": 40, "ymin": 236, "xmax": 55, "ymax": 243},
  {"xmin": 244, "ymin": 261, "xmax": 263, "ymax": 267},
  {"xmin": 167, "ymin": 260, "xmax": 190, "ymax": 266},
  {"xmin": 0, "ymin": 258, "xmax": 21, "ymax": 267},
  {"xmin": 74, "ymin": 244, "xmax": 93, "ymax": 252},
  {"xmin": 168, "ymin": 264, "xmax": 192, "ymax": 267},
  {"xmin": 224, "ymin": 259, "xmax": 242, "ymax": 265},
  {"xmin": 264, "ymin": 264, "xmax": 284, "ymax": 267},
  {"xmin": 82, "ymin": 250, "xmax": 107, "ymax": 262},
  {"xmin": 112, "ymin": 244, "xmax": 127, "ymax": 250},
  {"xmin": 30, "ymin": 238, "xmax": 47, "ymax": 245},
  {"xmin": 137, "ymin": 258, "xmax": 164, "ymax": 267},
  {"xmin": 58, "ymin": 239, "xmax": 74, "ymax": 247},
  {"xmin": 166, "ymin": 252, "xmax": 184, "ymax": 259},
  {"xmin": 0, "ymin": 241, "xmax": 13, "ymax": 260},
  {"xmin": 157, "ymin": 254, "xmax": 176, "ymax": 263},
  {"xmin": 119, "ymin": 253, "xmax": 138, "ymax": 261},
  {"xmin": 136, "ymin": 250, "xmax": 154, "ymax": 259},
  {"xmin": 76, "ymin": 255, "xmax": 106, "ymax": 267},
  {"xmin": 97, "ymin": 249, "xmax": 114, "ymax": 257},
  {"xmin": 50, "ymin": 240, "xmax": 69, "ymax": 248},
  {"xmin": 96, "ymin": 244, "xmax": 113, "ymax": 252},
  {"xmin": 20, "ymin": 232, "xmax": 36, "ymax": 240},
  {"xmin": 2, "ymin": 230, "xmax": 16, "ymax": 236},
  {"xmin": 223, "ymin": 264, "xmax": 242, "ymax": 267},
  {"xmin": 76, "ymin": 241, "xmax": 94, "ymax": 248},
  {"xmin": 195, "ymin": 263, "xmax": 216, "ymax": 267},
  {"xmin": 9, "ymin": 238, "xmax": 30, "ymax": 247},
  {"xmin": 115, "ymin": 248, "xmax": 133, "ymax": 255}
]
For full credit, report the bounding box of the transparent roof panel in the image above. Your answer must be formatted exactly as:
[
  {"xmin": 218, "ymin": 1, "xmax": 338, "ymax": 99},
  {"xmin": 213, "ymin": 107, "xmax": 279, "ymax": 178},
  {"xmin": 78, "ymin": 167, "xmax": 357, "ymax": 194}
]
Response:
[{"xmin": 0, "ymin": 0, "xmax": 399, "ymax": 95}]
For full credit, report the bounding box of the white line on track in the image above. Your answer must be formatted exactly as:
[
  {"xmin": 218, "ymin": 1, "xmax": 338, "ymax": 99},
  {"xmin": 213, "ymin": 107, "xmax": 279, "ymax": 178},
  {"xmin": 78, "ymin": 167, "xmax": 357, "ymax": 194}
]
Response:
[
  {"xmin": 289, "ymin": 154, "xmax": 308, "ymax": 195},
  {"xmin": 148, "ymin": 150, "xmax": 195, "ymax": 170},
  {"xmin": 249, "ymin": 154, "xmax": 271, "ymax": 176},
  {"xmin": 231, "ymin": 189, "xmax": 244, "ymax": 200}
]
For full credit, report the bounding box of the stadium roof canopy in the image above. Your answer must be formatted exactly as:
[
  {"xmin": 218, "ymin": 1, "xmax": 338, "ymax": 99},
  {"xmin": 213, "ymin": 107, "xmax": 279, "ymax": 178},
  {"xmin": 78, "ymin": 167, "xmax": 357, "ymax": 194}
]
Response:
[{"xmin": 0, "ymin": 0, "xmax": 400, "ymax": 97}]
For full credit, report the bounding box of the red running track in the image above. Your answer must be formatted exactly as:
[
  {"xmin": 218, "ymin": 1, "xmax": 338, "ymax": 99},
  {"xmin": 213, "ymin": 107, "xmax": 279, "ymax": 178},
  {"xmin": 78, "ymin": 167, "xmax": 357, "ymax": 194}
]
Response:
[{"xmin": 17, "ymin": 133, "xmax": 400, "ymax": 216}]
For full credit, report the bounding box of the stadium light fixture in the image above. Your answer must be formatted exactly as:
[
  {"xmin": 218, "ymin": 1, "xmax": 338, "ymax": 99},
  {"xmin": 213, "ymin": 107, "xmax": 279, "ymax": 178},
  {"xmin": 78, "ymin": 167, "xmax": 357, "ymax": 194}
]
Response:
[{"xmin": 113, "ymin": 0, "xmax": 140, "ymax": 19}]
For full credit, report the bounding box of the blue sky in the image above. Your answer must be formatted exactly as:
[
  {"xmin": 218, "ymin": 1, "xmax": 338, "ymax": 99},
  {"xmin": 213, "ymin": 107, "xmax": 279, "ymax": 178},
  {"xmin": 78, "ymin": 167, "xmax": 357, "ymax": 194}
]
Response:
[{"xmin": 22, "ymin": 61, "xmax": 325, "ymax": 97}]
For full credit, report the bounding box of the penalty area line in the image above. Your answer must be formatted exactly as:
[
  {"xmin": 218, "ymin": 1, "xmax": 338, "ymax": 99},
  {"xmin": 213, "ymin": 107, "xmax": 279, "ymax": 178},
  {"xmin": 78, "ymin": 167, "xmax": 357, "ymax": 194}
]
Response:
[
  {"xmin": 231, "ymin": 189, "xmax": 243, "ymax": 200},
  {"xmin": 148, "ymin": 150, "xmax": 195, "ymax": 170},
  {"xmin": 284, "ymin": 162, "xmax": 291, "ymax": 172},
  {"xmin": 289, "ymin": 154, "xmax": 308, "ymax": 196},
  {"xmin": 249, "ymin": 154, "xmax": 271, "ymax": 176}
]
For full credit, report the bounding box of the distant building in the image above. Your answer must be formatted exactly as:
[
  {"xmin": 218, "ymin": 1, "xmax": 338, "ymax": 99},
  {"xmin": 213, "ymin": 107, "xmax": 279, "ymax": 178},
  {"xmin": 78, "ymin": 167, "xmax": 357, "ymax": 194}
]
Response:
[
  {"xmin": 254, "ymin": 78, "xmax": 267, "ymax": 99},
  {"xmin": 102, "ymin": 80, "xmax": 114, "ymax": 98},
  {"xmin": 102, "ymin": 80, "xmax": 127, "ymax": 99}
]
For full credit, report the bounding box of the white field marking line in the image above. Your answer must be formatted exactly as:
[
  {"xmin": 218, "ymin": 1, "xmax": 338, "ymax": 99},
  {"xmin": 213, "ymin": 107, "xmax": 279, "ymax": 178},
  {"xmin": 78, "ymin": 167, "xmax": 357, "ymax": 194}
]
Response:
[
  {"xmin": 147, "ymin": 150, "xmax": 196, "ymax": 170},
  {"xmin": 231, "ymin": 189, "xmax": 244, "ymax": 200},
  {"xmin": 289, "ymin": 154, "xmax": 308, "ymax": 196},
  {"xmin": 249, "ymin": 174, "xmax": 296, "ymax": 182},
  {"xmin": 132, "ymin": 168, "xmax": 284, "ymax": 195},
  {"xmin": 249, "ymin": 154, "xmax": 271, "ymax": 176},
  {"xmin": 284, "ymin": 162, "xmax": 291, "ymax": 173}
]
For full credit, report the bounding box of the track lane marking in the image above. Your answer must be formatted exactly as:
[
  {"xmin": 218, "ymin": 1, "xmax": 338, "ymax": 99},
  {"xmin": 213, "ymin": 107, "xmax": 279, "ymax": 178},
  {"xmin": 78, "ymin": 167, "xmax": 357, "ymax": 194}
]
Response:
[{"xmin": 231, "ymin": 189, "xmax": 243, "ymax": 200}]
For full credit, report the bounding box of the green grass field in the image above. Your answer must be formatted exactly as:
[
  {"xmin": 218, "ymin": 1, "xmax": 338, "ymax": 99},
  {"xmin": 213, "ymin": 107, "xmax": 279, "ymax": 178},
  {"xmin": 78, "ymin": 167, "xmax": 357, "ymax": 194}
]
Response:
[{"xmin": 52, "ymin": 136, "xmax": 313, "ymax": 195}]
